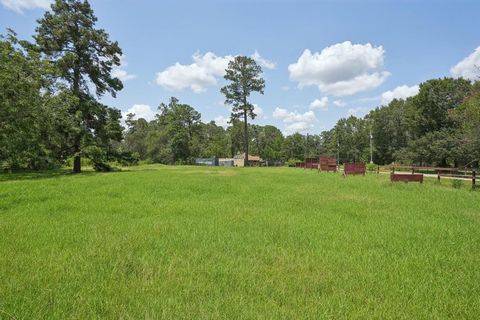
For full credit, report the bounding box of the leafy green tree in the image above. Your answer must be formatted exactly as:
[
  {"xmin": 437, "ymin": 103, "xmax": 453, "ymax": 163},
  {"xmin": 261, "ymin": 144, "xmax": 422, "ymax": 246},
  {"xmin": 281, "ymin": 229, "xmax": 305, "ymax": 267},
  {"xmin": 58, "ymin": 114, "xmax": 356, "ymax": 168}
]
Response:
[
  {"xmin": 283, "ymin": 133, "xmax": 306, "ymax": 161},
  {"xmin": 369, "ymin": 99, "xmax": 409, "ymax": 164},
  {"xmin": 83, "ymin": 97, "xmax": 124, "ymax": 170},
  {"xmin": 332, "ymin": 116, "xmax": 369, "ymax": 163},
  {"xmin": 252, "ymin": 125, "xmax": 284, "ymax": 162},
  {"xmin": 221, "ymin": 56, "xmax": 265, "ymax": 164},
  {"xmin": 410, "ymin": 78, "xmax": 472, "ymax": 136},
  {"xmin": 157, "ymin": 97, "xmax": 201, "ymax": 163},
  {"xmin": 0, "ymin": 30, "xmax": 75, "ymax": 170},
  {"xmin": 139, "ymin": 97, "xmax": 203, "ymax": 164},
  {"xmin": 0, "ymin": 32, "xmax": 45, "ymax": 170},
  {"xmin": 200, "ymin": 122, "xmax": 230, "ymax": 158},
  {"xmin": 304, "ymin": 133, "xmax": 322, "ymax": 159},
  {"xmin": 395, "ymin": 129, "xmax": 458, "ymax": 166},
  {"xmin": 451, "ymin": 84, "xmax": 480, "ymax": 166},
  {"xmin": 124, "ymin": 115, "xmax": 150, "ymax": 160},
  {"xmin": 318, "ymin": 130, "xmax": 336, "ymax": 158},
  {"xmin": 35, "ymin": 0, "xmax": 123, "ymax": 172},
  {"xmin": 227, "ymin": 119, "xmax": 248, "ymax": 157}
]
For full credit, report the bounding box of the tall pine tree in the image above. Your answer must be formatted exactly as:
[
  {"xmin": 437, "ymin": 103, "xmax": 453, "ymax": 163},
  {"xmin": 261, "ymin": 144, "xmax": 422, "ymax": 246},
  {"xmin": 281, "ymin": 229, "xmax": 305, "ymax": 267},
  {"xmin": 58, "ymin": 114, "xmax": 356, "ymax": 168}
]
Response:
[
  {"xmin": 35, "ymin": 0, "xmax": 123, "ymax": 172},
  {"xmin": 221, "ymin": 56, "xmax": 265, "ymax": 165}
]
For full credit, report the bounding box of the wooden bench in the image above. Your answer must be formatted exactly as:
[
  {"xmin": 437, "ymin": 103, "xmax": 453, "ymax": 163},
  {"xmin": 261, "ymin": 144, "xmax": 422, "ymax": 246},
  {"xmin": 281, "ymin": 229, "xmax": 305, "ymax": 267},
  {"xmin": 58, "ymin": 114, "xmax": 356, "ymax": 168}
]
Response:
[
  {"xmin": 390, "ymin": 173, "xmax": 423, "ymax": 183},
  {"xmin": 344, "ymin": 162, "xmax": 366, "ymax": 176},
  {"xmin": 304, "ymin": 157, "xmax": 319, "ymax": 169},
  {"xmin": 319, "ymin": 156, "xmax": 337, "ymax": 172}
]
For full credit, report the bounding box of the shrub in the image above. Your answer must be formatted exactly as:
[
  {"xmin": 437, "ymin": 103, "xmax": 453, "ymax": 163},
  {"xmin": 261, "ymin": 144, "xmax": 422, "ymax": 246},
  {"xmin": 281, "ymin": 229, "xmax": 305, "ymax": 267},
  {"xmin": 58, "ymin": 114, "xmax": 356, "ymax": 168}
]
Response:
[
  {"xmin": 287, "ymin": 159, "xmax": 302, "ymax": 167},
  {"xmin": 115, "ymin": 151, "xmax": 140, "ymax": 167},
  {"xmin": 452, "ymin": 179, "xmax": 464, "ymax": 189},
  {"xmin": 83, "ymin": 146, "xmax": 112, "ymax": 172}
]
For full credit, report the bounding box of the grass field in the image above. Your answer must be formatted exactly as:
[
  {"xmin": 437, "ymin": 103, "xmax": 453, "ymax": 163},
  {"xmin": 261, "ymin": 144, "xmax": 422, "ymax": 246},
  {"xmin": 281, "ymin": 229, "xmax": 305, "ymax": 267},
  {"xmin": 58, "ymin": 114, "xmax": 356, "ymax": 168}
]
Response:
[{"xmin": 1, "ymin": 165, "xmax": 479, "ymax": 319}]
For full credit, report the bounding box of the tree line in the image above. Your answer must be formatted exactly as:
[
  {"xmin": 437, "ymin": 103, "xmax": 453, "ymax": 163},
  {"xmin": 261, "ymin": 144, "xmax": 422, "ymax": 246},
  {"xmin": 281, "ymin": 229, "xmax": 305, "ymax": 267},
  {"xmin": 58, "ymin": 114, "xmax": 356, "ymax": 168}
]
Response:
[
  {"xmin": 322, "ymin": 78, "xmax": 480, "ymax": 168},
  {"xmin": 124, "ymin": 77, "xmax": 480, "ymax": 168},
  {"xmin": 1, "ymin": 0, "xmax": 479, "ymax": 172}
]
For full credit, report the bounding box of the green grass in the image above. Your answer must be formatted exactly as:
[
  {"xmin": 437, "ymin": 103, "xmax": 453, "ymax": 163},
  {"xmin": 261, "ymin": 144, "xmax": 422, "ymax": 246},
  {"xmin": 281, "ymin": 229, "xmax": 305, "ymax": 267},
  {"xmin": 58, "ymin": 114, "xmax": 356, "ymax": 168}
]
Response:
[{"xmin": 1, "ymin": 165, "xmax": 479, "ymax": 319}]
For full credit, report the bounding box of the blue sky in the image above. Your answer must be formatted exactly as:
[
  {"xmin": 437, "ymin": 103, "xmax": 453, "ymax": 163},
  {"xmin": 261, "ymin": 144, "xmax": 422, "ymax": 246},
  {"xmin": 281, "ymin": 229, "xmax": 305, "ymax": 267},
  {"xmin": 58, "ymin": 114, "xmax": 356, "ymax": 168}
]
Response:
[{"xmin": 1, "ymin": 0, "xmax": 480, "ymax": 134}]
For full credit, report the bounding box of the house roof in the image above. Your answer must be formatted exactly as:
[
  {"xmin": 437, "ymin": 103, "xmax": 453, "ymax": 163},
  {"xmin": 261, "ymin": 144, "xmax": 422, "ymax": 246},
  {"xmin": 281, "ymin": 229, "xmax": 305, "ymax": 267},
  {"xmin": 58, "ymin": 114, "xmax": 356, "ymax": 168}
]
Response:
[{"xmin": 248, "ymin": 155, "xmax": 262, "ymax": 161}]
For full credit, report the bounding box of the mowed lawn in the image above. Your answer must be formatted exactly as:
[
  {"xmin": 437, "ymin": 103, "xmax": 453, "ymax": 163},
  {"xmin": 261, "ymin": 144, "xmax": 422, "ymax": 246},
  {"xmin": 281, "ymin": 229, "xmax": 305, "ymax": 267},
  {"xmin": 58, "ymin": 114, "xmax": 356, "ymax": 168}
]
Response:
[{"xmin": 1, "ymin": 166, "xmax": 479, "ymax": 319}]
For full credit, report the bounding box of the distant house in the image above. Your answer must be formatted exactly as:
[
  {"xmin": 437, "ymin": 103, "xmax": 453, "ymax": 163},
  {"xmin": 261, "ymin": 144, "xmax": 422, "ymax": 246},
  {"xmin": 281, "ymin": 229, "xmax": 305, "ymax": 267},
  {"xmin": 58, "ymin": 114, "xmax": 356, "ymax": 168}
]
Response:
[
  {"xmin": 218, "ymin": 158, "xmax": 235, "ymax": 166},
  {"xmin": 195, "ymin": 158, "xmax": 218, "ymax": 166},
  {"xmin": 233, "ymin": 153, "xmax": 263, "ymax": 167}
]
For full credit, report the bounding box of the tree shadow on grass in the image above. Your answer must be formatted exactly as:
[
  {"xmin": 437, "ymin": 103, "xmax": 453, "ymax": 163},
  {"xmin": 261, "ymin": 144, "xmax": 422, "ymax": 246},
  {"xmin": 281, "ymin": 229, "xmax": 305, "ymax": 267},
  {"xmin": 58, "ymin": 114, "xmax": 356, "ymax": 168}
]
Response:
[{"xmin": 0, "ymin": 168, "xmax": 102, "ymax": 183}]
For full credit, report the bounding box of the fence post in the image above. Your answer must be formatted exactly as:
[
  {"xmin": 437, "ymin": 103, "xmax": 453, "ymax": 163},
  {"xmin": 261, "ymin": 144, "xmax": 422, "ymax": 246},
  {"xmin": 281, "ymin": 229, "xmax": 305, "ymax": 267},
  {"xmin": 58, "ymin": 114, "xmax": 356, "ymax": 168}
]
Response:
[
  {"xmin": 412, "ymin": 167, "xmax": 415, "ymax": 174},
  {"xmin": 377, "ymin": 165, "xmax": 380, "ymax": 174},
  {"xmin": 473, "ymin": 170, "xmax": 476, "ymax": 190},
  {"xmin": 437, "ymin": 171, "xmax": 440, "ymax": 183}
]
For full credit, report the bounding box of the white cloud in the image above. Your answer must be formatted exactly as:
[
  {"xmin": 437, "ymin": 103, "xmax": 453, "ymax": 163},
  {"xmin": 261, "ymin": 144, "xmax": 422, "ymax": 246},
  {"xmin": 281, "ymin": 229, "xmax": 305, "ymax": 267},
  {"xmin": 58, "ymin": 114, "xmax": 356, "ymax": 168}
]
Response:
[
  {"xmin": 252, "ymin": 50, "xmax": 276, "ymax": 70},
  {"xmin": 333, "ymin": 99, "xmax": 347, "ymax": 107},
  {"xmin": 309, "ymin": 97, "xmax": 328, "ymax": 111},
  {"xmin": 281, "ymin": 86, "xmax": 290, "ymax": 91},
  {"xmin": 156, "ymin": 52, "xmax": 233, "ymax": 93},
  {"xmin": 122, "ymin": 104, "xmax": 157, "ymax": 122},
  {"xmin": 1, "ymin": 0, "xmax": 51, "ymax": 12},
  {"xmin": 381, "ymin": 84, "xmax": 419, "ymax": 104},
  {"xmin": 288, "ymin": 41, "xmax": 390, "ymax": 96},
  {"xmin": 253, "ymin": 104, "xmax": 265, "ymax": 119},
  {"xmin": 273, "ymin": 107, "xmax": 317, "ymax": 134},
  {"xmin": 214, "ymin": 115, "xmax": 230, "ymax": 129},
  {"xmin": 450, "ymin": 47, "xmax": 480, "ymax": 81},
  {"xmin": 156, "ymin": 50, "xmax": 276, "ymax": 93},
  {"xmin": 112, "ymin": 55, "xmax": 136, "ymax": 82}
]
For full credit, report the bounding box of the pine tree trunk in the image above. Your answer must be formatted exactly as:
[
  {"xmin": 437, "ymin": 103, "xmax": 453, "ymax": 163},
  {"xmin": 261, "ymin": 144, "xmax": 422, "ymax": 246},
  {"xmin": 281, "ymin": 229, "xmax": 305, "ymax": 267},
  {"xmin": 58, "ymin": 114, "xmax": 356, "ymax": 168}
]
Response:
[
  {"xmin": 244, "ymin": 110, "xmax": 249, "ymax": 167},
  {"xmin": 72, "ymin": 67, "xmax": 82, "ymax": 173},
  {"xmin": 73, "ymin": 136, "xmax": 81, "ymax": 173}
]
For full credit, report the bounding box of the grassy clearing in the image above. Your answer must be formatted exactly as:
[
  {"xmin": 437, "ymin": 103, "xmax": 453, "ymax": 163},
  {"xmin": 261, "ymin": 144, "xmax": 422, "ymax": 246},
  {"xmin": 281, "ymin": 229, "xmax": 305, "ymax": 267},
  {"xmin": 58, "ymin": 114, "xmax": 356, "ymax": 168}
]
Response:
[{"xmin": 1, "ymin": 165, "xmax": 479, "ymax": 319}]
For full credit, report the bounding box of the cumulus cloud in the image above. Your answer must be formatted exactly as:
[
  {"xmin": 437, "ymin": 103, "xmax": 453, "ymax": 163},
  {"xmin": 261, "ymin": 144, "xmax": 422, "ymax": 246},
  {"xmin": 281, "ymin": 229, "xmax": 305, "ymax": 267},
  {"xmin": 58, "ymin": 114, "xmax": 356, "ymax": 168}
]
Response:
[
  {"xmin": 450, "ymin": 47, "xmax": 480, "ymax": 81},
  {"xmin": 381, "ymin": 84, "xmax": 419, "ymax": 104},
  {"xmin": 156, "ymin": 52, "xmax": 233, "ymax": 93},
  {"xmin": 252, "ymin": 50, "xmax": 276, "ymax": 70},
  {"xmin": 309, "ymin": 97, "xmax": 328, "ymax": 111},
  {"xmin": 112, "ymin": 55, "xmax": 136, "ymax": 82},
  {"xmin": 273, "ymin": 107, "xmax": 317, "ymax": 134},
  {"xmin": 1, "ymin": 0, "xmax": 51, "ymax": 12},
  {"xmin": 253, "ymin": 104, "xmax": 265, "ymax": 119},
  {"xmin": 333, "ymin": 99, "xmax": 347, "ymax": 107},
  {"xmin": 156, "ymin": 50, "xmax": 275, "ymax": 93},
  {"xmin": 288, "ymin": 41, "xmax": 390, "ymax": 96},
  {"xmin": 122, "ymin": 104, "xmax": 157, "ymax": 122},
  {"xmin": 214, "ymin": 115, "xmax": 230, "ymax": 129}
]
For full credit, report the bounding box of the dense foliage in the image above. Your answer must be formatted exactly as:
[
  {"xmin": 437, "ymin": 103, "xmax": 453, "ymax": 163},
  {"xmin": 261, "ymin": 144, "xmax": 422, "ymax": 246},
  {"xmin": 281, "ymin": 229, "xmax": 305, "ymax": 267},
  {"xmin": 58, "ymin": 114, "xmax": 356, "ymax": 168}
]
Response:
[
  {"xmin": 1, "ymin": 0, "xmax": 130, "ymax": 172},
  {"xmin": 123, "ymin": 78, "xmax": 479, "ymax": 167},
  {"xmin": 1, "ymin": 1, "xmax": 479, "ymax": 171}
]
